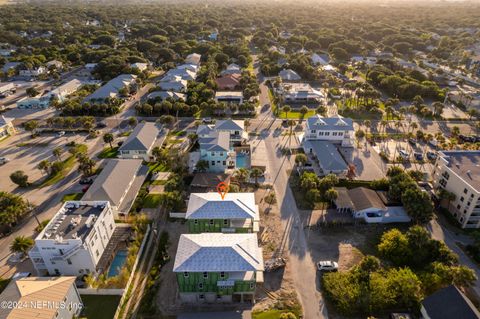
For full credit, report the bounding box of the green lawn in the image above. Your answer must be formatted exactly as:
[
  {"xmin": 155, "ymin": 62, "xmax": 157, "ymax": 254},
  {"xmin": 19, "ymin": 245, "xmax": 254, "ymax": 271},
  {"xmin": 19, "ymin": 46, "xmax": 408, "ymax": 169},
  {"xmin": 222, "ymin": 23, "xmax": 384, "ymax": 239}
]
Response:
[
  {"xmin": 253, "ymin": 310, "xmax": 299, "ymax": 319},
  {"xmin": 40, "ymin": 144, "xmax": 87, "ymax": 187},
  {"xmin": 143, "ymin": 194, "xmax": 162, "ymax": 208},
  {"xmin": 62, "ymin": 193, "xmax": 83, "ymax": 202},
  {"xmin": 119, "ymin": 131, "xmax": 132, "ymax": 137},
  {"xmin": 80, "ymin": 294, "xmax": 121, "ymax": 319},
  {"xmin": 268, "ymin": 88, "xmax": 315, "ymax": 119},
  {"xmin": 147, "ymin": 162, "xmax": 168, "ymax": 173},
  {"xmin": 98, "ymin": 147, "xmax": 118, "ymax": 159}
]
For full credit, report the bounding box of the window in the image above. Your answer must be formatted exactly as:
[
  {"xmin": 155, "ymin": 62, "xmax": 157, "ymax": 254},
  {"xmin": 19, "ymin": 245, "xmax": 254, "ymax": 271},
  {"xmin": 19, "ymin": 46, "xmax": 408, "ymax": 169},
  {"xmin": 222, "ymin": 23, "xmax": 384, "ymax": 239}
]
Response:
[
  {"xmin": 203, "ymin": 272, "xmax": 208, "ymax": 279},
  {"xmin": 442, "ymin": 171, "xmax": 450, "ymax": 180},
  {"xmin": 209, "ymin": 220, "xmax": 214, "ymax": 225},
  {"xmin": 338, "ymin": 132, "xmax": 344, "ymax": 136},
  {"xmin": 318, "ymin": 132, "xmax": 324, "ymax": 136},
  {"xmin": 194, "ymin": 219, "xmax": 198, "ymax": 225},
  {"xmin": 439, "ymin": 179, "xmax": 447, "ymax": 187},
  {"xmin": 332, "ymin": 132, "xmax": 337, "ymax": 136},
  {"xmin": 86, "ymin": 269, "xmax": 90, "ymax": 273},
  {"xmin": 79, "ymin": 270, "xmax": 83, "ymax": 274},
  {"xmin": 198, "ymin": 283, "xmax": 204, "ymax": 290},
  {"xmin": 54, "ymin": 269, "xmax": 60, "ymax": 275},
  {"xmin": 67, "ymin": 259, "xmax": 72, "ymax": 265},
  {"xmin": 184, "ymin": 272, "xmax": 189, "ymax": 278},
  {"xmin": 325, "ymin": 132, "xmax": 330, "ymax": 136},
  {"xmin": 464, "ymin": 188, "xmax": 468, "ymax": 194},
  {"xmin": 461, "ymin": 197, "xmax": 465, "ymax": 202},
  {"xmin": 223, "ymin": 161, "xmax": 226, "ymax": 165},
  {"xmin": 220, "ymin": 152, "xmax": 223, "ymax": 156},
  {"xmin": 211, "ymin": 161, "xmax": 215, "ymax": 166},
  {"xmin": 311, "ymin": 130, "xmax": 316, "ymax": 134},
  {"xmin": 96, "ymin": 249, "xmax": 99, "ymax": 257},
  {"xmin": 110, "ymin": 224, "xmax": 113, "ymax": 230},
  {"xmin": 220, "ymin": 272, "xmax": 225, "ymax": 278},
  {"xmin": 250, "ymin": 282, "xmax": 255, "ymax": 289},
  {"xmin": 457, "ymin": 204, "xmax": 461, "ymax": 210},
  {"xmin": 223, "ymin": 219, "xmax": 228, "ymax": 226},
  {"xmin": 199, "ymin": 294, "xmax": 205, "ymax": 299}
]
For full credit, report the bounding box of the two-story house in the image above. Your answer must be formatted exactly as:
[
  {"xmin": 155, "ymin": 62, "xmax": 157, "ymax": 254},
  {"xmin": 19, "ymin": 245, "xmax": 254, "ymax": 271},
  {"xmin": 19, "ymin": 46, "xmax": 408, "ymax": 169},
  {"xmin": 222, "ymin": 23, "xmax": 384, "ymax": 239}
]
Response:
[
  {"xmin": 196, "ymin": 131, "xmax": 235, "ymax": 173},
  {"xmin": 173, "ymin": 233, "xmax": 264, "ymax": 303},
  {"xmin": 118, "ymin": 122, "xmax": 162, "ymax": 161},
  {"xmin": 29, "ymin": 201, "xmax": 116, "ymax": 277},
  {"xmin": 185, "ymin": 193, "xmax": 260, "ymax": 233},
  {"xmin": 302, "ymin": 115, "xmax": 355, "ymax": 176}
]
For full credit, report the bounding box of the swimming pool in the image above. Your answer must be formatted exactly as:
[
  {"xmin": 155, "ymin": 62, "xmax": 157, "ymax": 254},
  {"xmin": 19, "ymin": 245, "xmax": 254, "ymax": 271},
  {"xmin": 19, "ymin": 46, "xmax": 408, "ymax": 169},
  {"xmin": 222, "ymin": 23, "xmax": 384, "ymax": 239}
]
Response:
[
  {"xmin": 107, "ymin": 250, "xmax": 128, "ymax": 277},
  {"xmin": 236, "ymin": 153, "xmax": 250, "ymax": 168}
]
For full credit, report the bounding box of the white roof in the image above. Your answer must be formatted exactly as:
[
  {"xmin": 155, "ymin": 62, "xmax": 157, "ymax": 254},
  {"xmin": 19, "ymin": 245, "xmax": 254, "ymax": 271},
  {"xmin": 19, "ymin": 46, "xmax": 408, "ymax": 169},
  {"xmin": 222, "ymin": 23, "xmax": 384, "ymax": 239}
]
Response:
[
  {"xmin": 279, "ymin": 69, "xmax": 301, "ymax": 81},
  {"xmin": 173, "ymin": 233, "xmax": 263, "ymax": 272},
  {"xmin": 84, "ymin": 74, "xmax": 136, "ymax": 101},
  {"xmin": 185, "ymin": 53, "xmax": 201, "ymax": 65},
  {"xmin": 186, "ymin": 192, "xmax": 259, "ymax": 220}
]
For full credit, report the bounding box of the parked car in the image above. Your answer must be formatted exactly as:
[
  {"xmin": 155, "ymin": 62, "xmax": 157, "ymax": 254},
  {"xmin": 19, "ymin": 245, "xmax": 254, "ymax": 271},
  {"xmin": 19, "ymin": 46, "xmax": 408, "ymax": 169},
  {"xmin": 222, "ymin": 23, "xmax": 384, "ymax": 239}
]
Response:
[
  {"xmin": 427, "ymin": 151, "xmax": 437, "ymax": 161},
  {"xmin": 96, "ymin": 121, "xmax": 107, "ymax": 128},
  {"xmin": 428, "ymin": 139, "xmax": 438, "ymax": 148},
  {"xmin": 399, "ymin": 149, "xmax": 409, "ymax": 159},
  {"xmin": 202, "ymin": 117, "xmax": 214, "ymax": 124},
  {"xmin": 12, "ymin": 272, "xmax": 31, "ymax": 280},
  {"xmin": 79, "ymin": 177, "xmax": 93, "ymax": 185},
  {"xmin": 414, "ymin": 152, "xmax": 424, "ymax": 161},
  {"xmin": 0, "ymin": 157, "xmax": 9, "ymax": 165},
  {"xmin": 408, "ymin": 138, "xmax": 417, "ymax": 146},
  {"xmin": 317, "ymin": 261, "xmax": 338, "ymax": 272},
  {"xmin": 57, "ymin": 131, "xmax": 66, "ymax": 137},
  {"xmin": 82, "ymin": 185, "xmax": 90, "ymax": 193}
]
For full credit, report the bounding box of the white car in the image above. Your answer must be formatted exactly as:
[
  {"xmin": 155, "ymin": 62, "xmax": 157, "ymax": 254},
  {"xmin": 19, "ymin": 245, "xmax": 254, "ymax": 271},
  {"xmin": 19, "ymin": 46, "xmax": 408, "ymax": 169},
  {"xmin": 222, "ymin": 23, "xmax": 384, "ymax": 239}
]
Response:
[
  {"xmin": 398, "ymin": 149, "xmax": 409, "ymax": 159},
  {"xmin": 57, "ymin": 131, "xmax": 66, "ymax": 137},
  {"xmin": 316, "ymin": 260, "xmax": 338, "ymax": 272},
  {"xmin": 0, "ymin": 157, "xmax": 9, "ymax": 165}
]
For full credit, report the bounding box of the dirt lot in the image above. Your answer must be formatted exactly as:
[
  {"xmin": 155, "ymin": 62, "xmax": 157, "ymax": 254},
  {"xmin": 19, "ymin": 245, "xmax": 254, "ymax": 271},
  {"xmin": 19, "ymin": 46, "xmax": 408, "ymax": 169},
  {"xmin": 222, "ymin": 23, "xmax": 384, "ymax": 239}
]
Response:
[{"xmin": 253, "ymin": 188, "xmax": 300, "ymax": 314}]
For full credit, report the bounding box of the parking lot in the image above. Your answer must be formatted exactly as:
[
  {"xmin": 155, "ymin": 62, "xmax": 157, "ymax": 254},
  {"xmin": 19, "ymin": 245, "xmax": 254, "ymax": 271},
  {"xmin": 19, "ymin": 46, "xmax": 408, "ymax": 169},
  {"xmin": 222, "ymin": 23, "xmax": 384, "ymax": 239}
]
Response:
[{"xmin": 0, "ymin": 130, "xmax": 101, "ymax": 193}]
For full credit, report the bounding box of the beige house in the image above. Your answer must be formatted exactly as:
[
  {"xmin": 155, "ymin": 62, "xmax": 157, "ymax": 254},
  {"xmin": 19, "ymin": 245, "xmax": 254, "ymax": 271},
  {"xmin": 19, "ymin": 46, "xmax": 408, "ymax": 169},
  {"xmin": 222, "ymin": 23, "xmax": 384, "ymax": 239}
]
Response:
[
  {"xmin": 0, "ymin": 276, "xmax": 82, "ymax": 319},
  {"xmin": 0, "ymin": 115, "xmax": 15, "ymax": 139},
  {"xmin": 433, "ymin": 151, "xmax": 480, "ymax": 228}
]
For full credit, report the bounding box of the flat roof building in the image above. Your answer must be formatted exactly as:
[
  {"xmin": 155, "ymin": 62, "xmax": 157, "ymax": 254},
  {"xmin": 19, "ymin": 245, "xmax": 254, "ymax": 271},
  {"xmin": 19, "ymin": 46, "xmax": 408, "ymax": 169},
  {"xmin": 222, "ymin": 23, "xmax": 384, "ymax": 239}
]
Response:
[
  {"xmin": 433, "ymin": 151, "xmax": 480, "ymax": 228},
  {"xmin": 29, "ymin": 201, "xmax": 116, "ymax": 276}
]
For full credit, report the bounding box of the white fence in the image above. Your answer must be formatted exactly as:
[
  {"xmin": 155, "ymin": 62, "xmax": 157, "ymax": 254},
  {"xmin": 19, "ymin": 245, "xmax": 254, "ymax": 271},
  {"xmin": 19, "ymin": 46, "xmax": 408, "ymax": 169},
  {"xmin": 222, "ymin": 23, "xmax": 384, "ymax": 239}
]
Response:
[
  {"xmin": 169, "ymin": 212, "xmax": 186, "ymax": 219},
  {"xmin": 78, "ymin": 288, "xmax": 124, "ymax": 295}
]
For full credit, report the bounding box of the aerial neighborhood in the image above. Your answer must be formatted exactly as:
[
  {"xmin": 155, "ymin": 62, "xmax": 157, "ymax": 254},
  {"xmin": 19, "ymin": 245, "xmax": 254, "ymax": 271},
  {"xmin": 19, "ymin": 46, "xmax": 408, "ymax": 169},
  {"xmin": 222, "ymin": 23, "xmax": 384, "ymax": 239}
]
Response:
[{"xmin": 1, "ymin": 1, "xmax": 480, "ymax": 319}]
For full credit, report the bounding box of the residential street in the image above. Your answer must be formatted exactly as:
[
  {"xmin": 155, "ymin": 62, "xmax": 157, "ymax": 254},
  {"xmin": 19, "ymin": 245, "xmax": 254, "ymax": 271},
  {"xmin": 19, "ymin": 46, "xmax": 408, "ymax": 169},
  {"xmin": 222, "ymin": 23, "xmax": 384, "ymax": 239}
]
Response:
[{"xmin": 250, "ymin": 56, "xmax": 328, "ymax": 318}]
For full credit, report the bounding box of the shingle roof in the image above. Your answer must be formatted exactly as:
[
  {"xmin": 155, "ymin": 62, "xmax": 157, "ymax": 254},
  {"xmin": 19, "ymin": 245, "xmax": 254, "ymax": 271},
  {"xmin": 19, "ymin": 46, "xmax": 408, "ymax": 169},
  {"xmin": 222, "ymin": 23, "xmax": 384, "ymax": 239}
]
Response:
[
  {"xmin": 186, "ymin": 193, "xmax": 259, "ymax": 220},
  {"xmin": 306, "ymin": 115, "xmax": 354, "ymax": 131},
  {"xmin": 198, "ymin": 131, "xmax": 230, "ymax": 152},
  {"xmin": 147, "ymin": 91, "xmax": 185, "ymax": 101},
  {"xmin": 304, "ymin": 140, "xmax": 348, "ymax": 172},
  {"xmin": 185, "ymin": 53, "xmax": 201, "ymax": 65},
  {"xmin": 347, "ymin": 187, "xmax": 386, "ymax": 212},
  {"xmin": 82, "ymin": 159, "xmax": 143, "ymax": 206},
  {"xmin": 215, "ymin": 119, "xmax": 244, "ymax": 131},
  {"xmin": 173, "ymin": 233, "xmax": 263, "ymax": 272},
  {"xmin": 84, "ymin": 74, "xmax": 136, "ymax": 101},
  {"xmin": 422, "ymin": 285, "xmax": 480, "ymax": 319},
  {"xmin": 0, "ymin": 276, "xmax": 77, "ymax": 319},
  {"xmin": 119, "ymin": 122, "xmax": 160, "ymax": 151},
  {"xmin": 279, "ymin": 69, "xmax": 301, "ymax": 81}
]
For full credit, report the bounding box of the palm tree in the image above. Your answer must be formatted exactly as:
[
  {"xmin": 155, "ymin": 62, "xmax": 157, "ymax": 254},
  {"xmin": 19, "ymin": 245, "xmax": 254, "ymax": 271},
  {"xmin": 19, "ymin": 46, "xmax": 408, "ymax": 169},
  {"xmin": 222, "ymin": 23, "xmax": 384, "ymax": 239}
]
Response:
[
  {"xmin": 244, "ymin": 119, "xmax": 250, "ymax": 133},
  {"xmin": 324, "ymin": 188, "xmax": 338, "ymax": 205},
  {"xmin": 250, "ymin": 168, "xmax": 263, "ymax": 186},
  {"xmin": 103, "ymin": 133, "xmax": 114, "ymax": 149},
  {"xmin": 234, "ymin": 168, "xmax": 250, "ymax": 189},
  {"xmin": 10, "ymin": 236, "xmax": 34, "ymax": 257},
  {"xmin": 282, "ymin": 105, "xmax": 291, "ymax": 119},
  {"xmin": 52, "ymin": 147, "xmax": 63, "ymax": 161},
  {"xmin": 295, "ymin": 153, "xmax": 308, "ymax": 166},
  {"xmin": 37, "ymin": 160, "xmax": 51, "ymax": 175},
  {"xmin": 299, "ymin": 105, "xmax": 309, "ymax": 120},
  {"xmin": 364, "ymin": 120, "xmax": 371, "ymax": 140},
  {"xmin": 152, "ymin": 146, "xmax": 162, "ymax": 162}
]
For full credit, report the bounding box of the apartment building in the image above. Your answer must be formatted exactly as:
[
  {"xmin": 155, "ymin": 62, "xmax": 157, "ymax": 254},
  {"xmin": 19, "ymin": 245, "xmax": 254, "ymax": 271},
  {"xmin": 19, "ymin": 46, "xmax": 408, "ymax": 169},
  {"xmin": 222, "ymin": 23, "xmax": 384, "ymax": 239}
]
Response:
[
  {"xmin": 432, "ymin": 151, "xmax": 480, "ymax": 228},
  {"xmin": 29, "ymin": 201, "xmax": 116, "ymax": 276}
]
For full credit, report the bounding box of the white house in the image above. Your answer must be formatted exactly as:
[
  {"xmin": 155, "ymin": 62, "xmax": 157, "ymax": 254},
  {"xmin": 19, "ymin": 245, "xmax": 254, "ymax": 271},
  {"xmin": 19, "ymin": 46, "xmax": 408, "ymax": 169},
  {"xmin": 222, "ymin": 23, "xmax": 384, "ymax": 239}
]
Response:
[
  {"xmin": 29, "ymin": 201, "xmax": 117, "ymax": 276},
  {"xmin": 278, "ymin": 83, "xmax": 324, "ymax": 105},
  {"xmin": 42, "ymin": 79, "xmax": 82, "ymax": 103},
  {"xmin": 0, "ymin": 277, "xmax": 82, "ymax": 319},
  {"xmin": 185, "ymin": 53, "xmax": 201, "ymax": 65},
  {"xmin": 158, "ymin": 76, "xmax": 188, "ymax": 92},
  {"xmin": 0, "ymin": 115, "xmax": 15, "ymax": 139},
  {"xmin": 432, "ymin": 151, "xmax": 480, "ymax": 228},
  {"xmin": 19, "ymin": 66, "xmax": 47, "ymax": 77},
  {"xmin": 83, "ymin": 74, "xmax": 136, "ymax": 102},
  {"xmin": 117, "ymin": 122, "xmax": 162, "ymax": 160},
  {"xmin": 215, "ymin": 91, "xmax": 244, "ymax": 104},
  {"xmin": 130, "ymin": 62, "xmax": 148, "ymax": 72},
  {"xmin": 82, "ymin": 159, "xmax": 148, "ymax": 216},
  {"xmin": 278, "ymin": 69, "xmax": 301, "ymax": 81}
]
